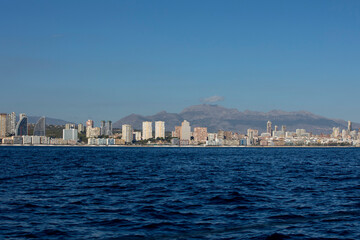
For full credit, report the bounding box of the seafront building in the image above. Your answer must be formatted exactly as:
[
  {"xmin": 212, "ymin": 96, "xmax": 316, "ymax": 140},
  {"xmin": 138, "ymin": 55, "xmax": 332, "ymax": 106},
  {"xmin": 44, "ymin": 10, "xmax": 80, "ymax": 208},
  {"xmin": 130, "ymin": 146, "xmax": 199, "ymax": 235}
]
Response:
[
  {"xmin": 15, "ymin": 114, "xmax": 28, "ymax": 136},
  {"xmin": 78, "ymin": 123, "xmax": 85, "ymax": 133},
  {"xmin": 63, "ymin": 129, "xmax": 78, "ymax": 141},
  {"xmin": 142, "ymin": 121, "xmax": 153, "ymax": 140},
  {"xmin": 122, "ymin": 124, "xmax": 133, "ymax": 143},
  {"xmin": 0, "ymin": 113, "xmax": 7, "ymax": 138},
  {"xmin": 193, "ymin": 127, "xmax": 207, "ymax": 143},
  {"xmin": 6, "ymin": 112, "xmax": 16, "ymax": 136},
  {"xmin": 180, "ymin": 120, "xmax": 191, "ymax": 141},
  {"xmin": 34, "ymin": 117, "xmax": 46, "ymax": 136},
  {"xmin": 155, "ymin": 121, "xmax": 165, "ymax": 139}
]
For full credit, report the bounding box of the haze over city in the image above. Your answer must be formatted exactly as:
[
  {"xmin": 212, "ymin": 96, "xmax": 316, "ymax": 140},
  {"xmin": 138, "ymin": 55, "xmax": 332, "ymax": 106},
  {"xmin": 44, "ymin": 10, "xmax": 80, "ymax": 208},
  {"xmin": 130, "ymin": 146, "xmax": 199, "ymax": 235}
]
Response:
[{"xmin": 1, "ymin": 0, "xmax": 360, "ymax": 124}]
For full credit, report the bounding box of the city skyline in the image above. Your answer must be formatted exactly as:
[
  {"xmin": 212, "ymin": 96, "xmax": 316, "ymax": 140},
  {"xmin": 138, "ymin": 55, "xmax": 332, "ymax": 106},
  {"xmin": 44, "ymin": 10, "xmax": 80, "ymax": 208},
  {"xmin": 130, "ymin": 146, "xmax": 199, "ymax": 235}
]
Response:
[{"xmin": 1, "ymin": 1, "xmax": 360, "ymax": 123}]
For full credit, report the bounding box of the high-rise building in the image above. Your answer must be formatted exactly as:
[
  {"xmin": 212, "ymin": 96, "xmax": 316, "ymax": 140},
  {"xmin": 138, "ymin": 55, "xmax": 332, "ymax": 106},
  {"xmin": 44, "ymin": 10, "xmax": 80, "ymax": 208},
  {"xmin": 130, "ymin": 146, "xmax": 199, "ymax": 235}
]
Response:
[
  {"xmin": 274, "ymin": 125, "xmax": 278, "ymax": 132},
  {"xmin": 6, "ymin": 112, "xmax": 16, "ymax": 136},
  {"xmin": 105, "ymin": 121, "xmax": 112, "ymax": 135},
  {"xmin": 155, "ymin": 121, "xmax": 165, "ymax": 139},
  {"xmin": 122, "ymin": 124, "xmax": 133, "ymax": 143},
  {"xmin": 193, "ymin": 127, "xmax": 207, "ymax": 142},
  {"xmin": 172, "ymin": 126, "xmax": 181, "ymax": 138},
  {"xmin": 34, "ymin": 117, "xmax": 46, "ymax": 136},
  {"xmin": 133, "ymin": 131, "xmax": 142, "ymax": 141},
  {"xmin": 86, "ymin": 119, "xmax": 94, "ymax": 128},
  {"xmin": 78, "ymin": 123, "xmax": 85, "ymax": 133},
  {"xmin": 0, "ymin": 113, "xmax": 7, "ymax": 138},
  {"xmin": 86, "ymin": 127, "xmax": 101, "ymax": 138},
  {"xmin": 348, "ymin": 121, "xmax": 352, "ymax": 132},
  {"xmin": 15, "ymin": 114, "xmax": 28, "ymax": 136},
  {"xmin": 65, "ymin": 123, "xmax": 76, "ymax": 129},
  {"xmin": 142, "ymin": 121, "xmax": 153, "ymax": 140},
  {"xmin": 63, "ymin": 129, "xmax": 78, "ymax": 141},
  {"xmin": 224, "ymin": 131, "xmax": 233, "ymax": 140},
  {"xmin": 100, "ymin": 120, "xmax": 106, "ymax": 135},
  {"xmin": 267, "ymin": 121, "xmax": 272, "ymax": 135},
  {"xmin": 180, "ymin": 120, "xmax": 191, "ymax": 140},
  {"xmin": 332, "ymin": 127, "xmax": 340, "ymax": 138},
  {"xmin": 281, "ymin": 125, "xmax": 286, "ymax": 132}
]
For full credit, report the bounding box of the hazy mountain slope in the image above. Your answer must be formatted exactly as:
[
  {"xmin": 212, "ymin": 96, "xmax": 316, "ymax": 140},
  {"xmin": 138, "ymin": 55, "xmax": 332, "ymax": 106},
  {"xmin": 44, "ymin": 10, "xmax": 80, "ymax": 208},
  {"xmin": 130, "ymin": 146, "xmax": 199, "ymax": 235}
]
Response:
[{"xmin": 113, "ymin": 104, "xmax": 359, "ymax": 134}]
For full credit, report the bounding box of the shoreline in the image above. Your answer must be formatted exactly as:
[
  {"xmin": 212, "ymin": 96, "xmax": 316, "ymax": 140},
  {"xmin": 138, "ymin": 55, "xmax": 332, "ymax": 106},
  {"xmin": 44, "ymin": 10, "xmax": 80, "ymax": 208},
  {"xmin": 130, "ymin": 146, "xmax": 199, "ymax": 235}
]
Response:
[{"xmin": 0, "ymin": 144, "xmax": 358, "ymax": 148}]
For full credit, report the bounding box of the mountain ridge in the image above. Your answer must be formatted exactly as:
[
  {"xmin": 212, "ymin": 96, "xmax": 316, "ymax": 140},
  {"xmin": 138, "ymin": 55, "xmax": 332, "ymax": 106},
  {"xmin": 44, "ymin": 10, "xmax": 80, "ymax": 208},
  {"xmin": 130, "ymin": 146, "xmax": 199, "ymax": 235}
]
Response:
[{"xmin": 113, "ymin": 104, "xmax": 359, "ymax": 134}]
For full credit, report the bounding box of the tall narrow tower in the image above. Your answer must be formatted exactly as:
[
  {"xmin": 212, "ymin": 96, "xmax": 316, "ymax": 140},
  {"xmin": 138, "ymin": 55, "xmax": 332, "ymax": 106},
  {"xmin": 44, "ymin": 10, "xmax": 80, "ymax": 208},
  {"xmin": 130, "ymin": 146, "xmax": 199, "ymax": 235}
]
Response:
[{"xmin": 267, "ymin": 121, "xmax": 272, "ymax": 135}]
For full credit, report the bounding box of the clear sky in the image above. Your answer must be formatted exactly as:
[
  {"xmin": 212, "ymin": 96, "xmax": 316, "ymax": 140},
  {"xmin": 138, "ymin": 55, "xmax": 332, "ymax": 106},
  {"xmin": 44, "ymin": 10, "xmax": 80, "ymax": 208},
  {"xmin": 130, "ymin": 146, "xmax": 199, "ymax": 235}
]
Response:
[{"xmin": 1, "ymin": 0, "xmax": 360, "ymax": 124}]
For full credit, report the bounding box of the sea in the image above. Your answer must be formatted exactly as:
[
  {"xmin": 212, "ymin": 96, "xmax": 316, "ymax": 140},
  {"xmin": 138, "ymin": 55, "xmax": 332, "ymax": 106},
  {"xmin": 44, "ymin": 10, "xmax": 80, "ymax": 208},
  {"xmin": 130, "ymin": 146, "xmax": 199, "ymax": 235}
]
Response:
[{"xmin": 0, "ymin": 146, "xmax": 359, "ymax": 240}]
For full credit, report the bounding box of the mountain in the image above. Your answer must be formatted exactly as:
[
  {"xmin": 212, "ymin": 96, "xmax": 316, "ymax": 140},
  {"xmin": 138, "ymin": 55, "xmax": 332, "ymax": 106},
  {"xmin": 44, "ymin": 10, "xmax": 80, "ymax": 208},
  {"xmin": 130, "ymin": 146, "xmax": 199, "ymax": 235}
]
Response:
[
  {"xmin": 113, "ymin": 104, "xmax": 360, "ymax": 134},
  {"xmin": 28, "ymin": 116, "xmax": 73, "ymax": 125}
]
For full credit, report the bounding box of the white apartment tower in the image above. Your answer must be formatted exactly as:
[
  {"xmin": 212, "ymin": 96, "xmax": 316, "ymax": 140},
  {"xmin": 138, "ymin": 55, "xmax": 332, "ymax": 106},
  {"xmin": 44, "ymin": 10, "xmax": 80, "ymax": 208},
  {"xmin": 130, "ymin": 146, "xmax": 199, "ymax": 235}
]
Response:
[
  {"xmin": 122, "ymin": 124, "xmax": 133, "ymax": 143},
  {"xmin": 180, "ymin": 120, "xmax": 191, "ymax": 140},
  {"xmin": 142, "ymin": 121, "xmax": 153, "ymax": 140},
  {"xmin": 155, "ymin": 121, "xmax": 165, "ymax": 139}
]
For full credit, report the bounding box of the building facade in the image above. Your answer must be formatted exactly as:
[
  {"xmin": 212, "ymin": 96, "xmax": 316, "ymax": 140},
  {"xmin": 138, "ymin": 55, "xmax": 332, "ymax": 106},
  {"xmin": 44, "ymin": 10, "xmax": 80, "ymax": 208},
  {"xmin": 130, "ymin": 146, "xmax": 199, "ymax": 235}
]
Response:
[
  {"xmin": 0, "ymin": 113, "xmax": 7, "ymax": 138},
  {"xmin": 33, "ymin": 117, "xmax": 46, "ymax": 136},
  {"xmin": 193, "ymin": 127, "xmax": 207, "ymax": 142},
  {"xmin": 142, "ymin": 121, "xmax": 152, "ymax": 140},
  {"xmin": 180, "ymin": 120, "xmax": 191, "ymax": 140},
  {"xmin": 155, "ymin": 121, "xmax": 165, "ymax": 139},
  {"xmin": 63, "ymin": 129, "xmax": 78, "ymax": 141},
  {"xmin": 15, "ymin": 114, "xmax": 28, "ymax": 136},
  {"xmin": 122, "ymin": 124, "xmax": 133, "ymax": 143}
]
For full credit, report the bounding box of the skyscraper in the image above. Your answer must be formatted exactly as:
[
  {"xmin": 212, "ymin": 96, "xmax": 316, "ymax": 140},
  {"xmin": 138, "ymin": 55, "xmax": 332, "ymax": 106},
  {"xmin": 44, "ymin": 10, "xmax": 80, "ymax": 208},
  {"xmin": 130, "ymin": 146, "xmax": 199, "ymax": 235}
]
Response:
[
  {"xmin": 142, "ymin": 121, "xmax": 152, "ymax": 140},
  {"xmin": 155, "ymin": 121, "xmax": 165, "ymax": 139},
  {"xmin": 180, "ymin": 120, "xmax": 191, "ymax": 140},
  {"xmin": 86, "ymin": 119, "xmax": 94, "ymax": 128},
  {"xmin": 122, "ymin": 124, "xmax": 133, "ymax": 143},
  {"xmin": 267, "ymin": 121, "xmax": 272, "ymax": 135},
  {"xmin": 15, "ymin": 114, "xmax": 28, "ymax": 136},
  {"xmin": 33, "ymin": 117, "xmax": 46, "ymax": 136},
  {"xmin": 0, "ymin": 113, "xmax": 7, "ymax": 138},
  {"xmin": 281, "ymin": 125, "xmax": 286, "ymax": 132},
  {"xmin": 100, "ymin": 120, "xmax": 106, "ymax": 135},
  {"xmin": 6, "ymin": 112, "xmax": 16, "ymax": 136},
  {"xmin": 193, "ymin": 127, "xmax": 207, "ymax": 142},
  {"xmin": 105, "ymin": 121, "xmax": 113, "ymax": 135},
  {"xmin": 348, "ymin": 121, "xmax": 352, "ymax": 132},
  {"xmin": 77, "ymin": 123, "xmax": 85, "ymax": 133}
]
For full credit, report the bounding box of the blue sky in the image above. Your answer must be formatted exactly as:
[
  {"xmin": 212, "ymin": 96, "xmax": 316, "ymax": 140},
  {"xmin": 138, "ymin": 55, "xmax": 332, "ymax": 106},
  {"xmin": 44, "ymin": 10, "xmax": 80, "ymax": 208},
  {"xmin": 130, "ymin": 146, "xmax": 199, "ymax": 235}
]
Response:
[{"xmin": 1, "ymin": 0, "xmax": 360, "ymax": 124}]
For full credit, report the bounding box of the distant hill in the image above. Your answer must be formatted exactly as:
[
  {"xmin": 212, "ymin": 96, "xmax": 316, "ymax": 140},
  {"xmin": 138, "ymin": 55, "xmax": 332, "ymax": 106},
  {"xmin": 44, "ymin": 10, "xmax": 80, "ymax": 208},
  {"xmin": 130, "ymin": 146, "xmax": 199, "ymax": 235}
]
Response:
[
  {"xmin": 113, "ymin": 104, "xmax": 360, "ymax": 134},
  {"xmin": 28, "ymin": 116, "xmax": 73, "ymax": 126}
]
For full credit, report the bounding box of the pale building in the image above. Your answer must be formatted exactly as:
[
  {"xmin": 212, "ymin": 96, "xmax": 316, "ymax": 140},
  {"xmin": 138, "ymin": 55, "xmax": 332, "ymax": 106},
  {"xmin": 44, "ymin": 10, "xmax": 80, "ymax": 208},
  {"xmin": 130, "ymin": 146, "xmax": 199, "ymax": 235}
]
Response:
[
  {"xmin": 332, "ymin": 127, "xmax": 340, "ymax": 138},
  {"xmin": 63, "ymin": 129, "xmax": 78, "ymax": 141},
  {"xmin": 348, "ymin": 121, "xmax": 352, "ymax": 132},
  {"xmin": 133, "ymin": 131, "xmax": 142, "ymax": 141},
  {"xmin": 86, "ymin": 119, "xmax": 94, "ymax": 128},
  {"xmin": 193, "ymin": 127, "xmax": 208, "ymax": 142},
  {"xmin": 0, "ymin": 113, "xmax": 7, "ymax": 138},
  {"xmin": 78, "ymin": 123, "xmax": 85, "ymax": 133},
  {"xmin": 65, "ymin": 123, "xmax": 76, "ymax": 129},
  {"xmin": 180, "ymin": 120, "xmax": 191, "ymax": 140},
  {"xmin": 155, "ymin": 121, "xmax": 165, "ymax": 139},
  {"xmin": 6, "ymin": 112, "xmax": 16, "ymax": 136},
  {"xmin": 122, "ymin": 124, "xmax": 133, "ymax": 143},
  {"xmin": 172, "ymin": 126, "xmax": 181, "ymax": 138},
  {"xmin": 142, "ymin": 121, "xmax": 153, "ymax": 140},
  {"xmin": 15, "ymin": 114, "xmax": 28, "ymax": 136},
  {"xmin": 281, "ymin": 125, "xmax": 286, "ymax": 133},
  {"xmin": 34, "ymin": 117, "xmax": 46, "ymax": 136},
  {"xmin": 267, "ymin": 121, "xmax": 272, "ymax": 135},
  {"xmin": 247, "ymin": 129, "xmax": 259, "ymax": 138},
  {"xmin": 86, "ymin": 127, "xmax": 101, "ymax": 138}
]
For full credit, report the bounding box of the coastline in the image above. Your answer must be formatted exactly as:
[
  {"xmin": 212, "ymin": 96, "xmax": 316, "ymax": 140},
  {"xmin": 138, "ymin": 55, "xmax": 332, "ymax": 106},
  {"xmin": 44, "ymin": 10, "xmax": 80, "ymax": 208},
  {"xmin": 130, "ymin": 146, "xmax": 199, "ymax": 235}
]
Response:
[{"xmin": 0, "ymin": 144, "xmax": 358, "ymax": 148}]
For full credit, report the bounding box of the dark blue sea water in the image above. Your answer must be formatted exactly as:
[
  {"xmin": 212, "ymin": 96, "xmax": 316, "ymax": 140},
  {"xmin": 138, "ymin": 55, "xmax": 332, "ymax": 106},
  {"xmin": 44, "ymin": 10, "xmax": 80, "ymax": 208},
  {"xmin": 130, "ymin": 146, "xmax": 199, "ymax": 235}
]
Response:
[{"xmin": 1, "ymin": 147, "xmax": 360, "ymax": 240}]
